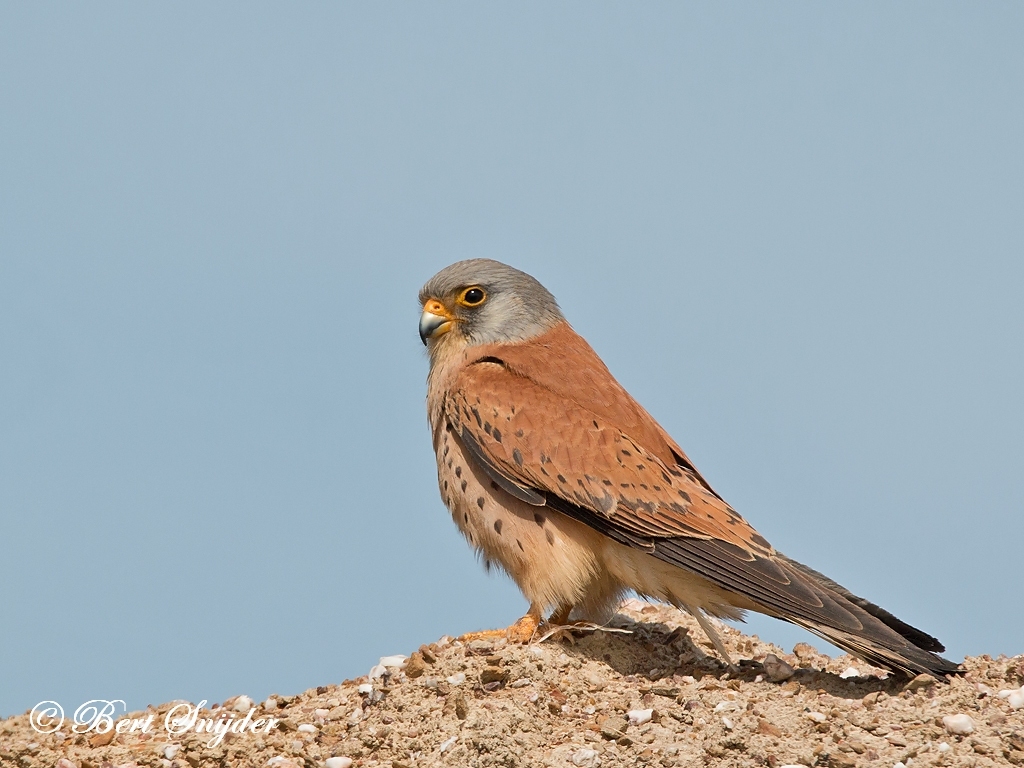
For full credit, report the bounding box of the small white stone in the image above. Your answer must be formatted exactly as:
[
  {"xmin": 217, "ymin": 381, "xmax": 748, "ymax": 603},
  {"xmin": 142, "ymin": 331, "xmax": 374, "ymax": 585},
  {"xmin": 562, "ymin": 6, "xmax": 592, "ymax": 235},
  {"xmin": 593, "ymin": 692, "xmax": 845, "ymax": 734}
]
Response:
[
  {"xmin": 439, "ymin": 736, "xmax": 457, "ymax": 753},
  {"xmin": 263, "ymin": 697, "xmax": 279, "ymax": 711},
  {"xmin": 754, "ymin": 674, "xmax": 764, "ymax": 683},
  {"xmin": 357, "ymin": 683, "xmax": 373, "ymax": 695},
  {"xmin": 942, "ymin": 714, "xmax": 974, "ymax": 735},
  {"xmin": 446, "ymin": 672, "xmax": 466, "ymax": 686},
  {"xmin": 679, "ymin": 675, "xmax": 696, "ymax": 684},
  {"xmin": 839, "ymin": 667, "xmax": 860, "ymax": 679},
  {"xmin": 297, "ymin": 724, "xmax": 317, "ymax": 734},
  {"xmin": 528, "ymin": 692, "xmax": 540, "ymax": 703},
  {"xmin": 232, "ymin": 695, "xmax": 254, "ymax": 713},
  {"xmin": 714, "ymin": 700, "xmax": 741, "ymax": 713},
  {"xmin": 1008, "ymin": 690, "xmax": 1024, "ymax": 710},
  {"xmin": 325, "ymin": 759, "xmax": 353, "ymax": 768},
  {"xmin": 894, "ymin": 763, "xmax": 906, "ymax": 768},
  {"xmin": 368, "ymin": 664, "xmax": 387, "ymax": 680},
  {"xmin": 806, "ymin": 711, "xmax": 827, "ymax": 723},
  {"xmin": 627, "ymin": 708, "xmax": 653, "ymax": 725},
  {"xmin": 570, "ymin": 747, "xmax": 600, "ymax": 766},
  {"xmin": 348, "ymin": 707, "xmax": 363, "ymax": 723},
  {"xmin": 511, "ymin": 678, "xmax": 532, "ymax": 688},
  {"xmin": 163, "ymin": 745, "xmax": 180, "ymax": 760},
  {"xmin": 379, "ymin": 655, "xmax": 407, "ymax": 668},
  {"xmin": 937, "ymin": 742, "xmax": 951, "ymax": 753},
  {"xmin": 314, "ymin": 708, "xmax": 329, "ymax": 718},
  {"xmin": 722, "ymin": 716, "xmax": 734, "ymax": 730}
]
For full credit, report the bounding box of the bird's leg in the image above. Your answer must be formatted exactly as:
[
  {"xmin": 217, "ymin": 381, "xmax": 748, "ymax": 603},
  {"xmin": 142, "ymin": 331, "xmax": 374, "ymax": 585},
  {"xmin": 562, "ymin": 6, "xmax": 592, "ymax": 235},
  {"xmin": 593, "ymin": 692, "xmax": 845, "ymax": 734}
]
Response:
[
  {"xmin": 688, "ymin": 606, "xmax": 735, "ymax": 667},
  {"xmin": 548, "ymin": 603, "xmax": 574, "ymax": 627},
  {"xmin": 459, "ymin": 603, "xmax": 543, "ymax": 644}
]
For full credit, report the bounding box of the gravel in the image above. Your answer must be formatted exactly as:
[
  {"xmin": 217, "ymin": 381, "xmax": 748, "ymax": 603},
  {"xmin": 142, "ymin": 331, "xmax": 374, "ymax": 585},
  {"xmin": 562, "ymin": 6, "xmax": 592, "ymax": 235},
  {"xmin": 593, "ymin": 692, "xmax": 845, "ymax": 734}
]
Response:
[{"xmin": 2, "ymin": 600, "xmax": 1022, "ymax": 767}]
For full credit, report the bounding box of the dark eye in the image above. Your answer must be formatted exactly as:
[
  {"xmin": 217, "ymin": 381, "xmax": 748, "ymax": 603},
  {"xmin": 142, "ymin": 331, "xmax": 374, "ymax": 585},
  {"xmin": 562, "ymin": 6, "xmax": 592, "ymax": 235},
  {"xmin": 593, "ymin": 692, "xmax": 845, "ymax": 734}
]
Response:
[{"xmin": 459, "ymin": 287, "xmax": 486, "ymax": 307}]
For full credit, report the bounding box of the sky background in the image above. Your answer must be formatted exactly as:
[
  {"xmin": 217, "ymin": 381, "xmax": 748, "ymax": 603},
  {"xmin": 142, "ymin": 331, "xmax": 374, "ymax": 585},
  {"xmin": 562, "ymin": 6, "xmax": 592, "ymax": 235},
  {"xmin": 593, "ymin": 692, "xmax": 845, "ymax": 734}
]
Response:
[{"xmin": 1, "ymin": 4, "xmax": 1022, "ymax": 718}]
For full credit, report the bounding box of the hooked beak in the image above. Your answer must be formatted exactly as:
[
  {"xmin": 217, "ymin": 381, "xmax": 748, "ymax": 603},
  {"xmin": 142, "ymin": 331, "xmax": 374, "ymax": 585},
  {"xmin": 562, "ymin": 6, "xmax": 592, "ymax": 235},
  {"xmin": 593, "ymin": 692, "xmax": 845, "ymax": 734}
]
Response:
[{"xmin": 419, "ymin": 299, "xmax": 455, "ymax": 345}]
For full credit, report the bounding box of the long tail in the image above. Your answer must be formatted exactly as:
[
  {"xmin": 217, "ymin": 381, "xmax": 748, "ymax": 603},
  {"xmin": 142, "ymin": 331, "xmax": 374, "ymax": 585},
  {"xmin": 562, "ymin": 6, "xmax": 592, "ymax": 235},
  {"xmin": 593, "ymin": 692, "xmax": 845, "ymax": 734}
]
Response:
[{"xmin": 769, "ymin": 553, "xmax": 961, "ymax": 677}]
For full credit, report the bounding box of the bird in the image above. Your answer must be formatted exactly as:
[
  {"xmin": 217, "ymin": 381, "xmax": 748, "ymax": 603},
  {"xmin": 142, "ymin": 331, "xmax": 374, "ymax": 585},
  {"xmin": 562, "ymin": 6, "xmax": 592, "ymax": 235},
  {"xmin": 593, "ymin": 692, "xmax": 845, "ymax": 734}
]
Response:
[{"xmin": 418, "ymin": 258, "xmax": 960, "ymax": 678}]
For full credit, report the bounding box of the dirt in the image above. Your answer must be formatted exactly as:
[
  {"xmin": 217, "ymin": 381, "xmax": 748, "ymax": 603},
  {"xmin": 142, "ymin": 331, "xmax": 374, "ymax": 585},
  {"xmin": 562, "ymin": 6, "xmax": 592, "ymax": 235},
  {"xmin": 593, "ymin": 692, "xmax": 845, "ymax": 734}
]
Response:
[{"xmin": 3, "ymin": 600, "xmax": 1022, "ymax": 768}]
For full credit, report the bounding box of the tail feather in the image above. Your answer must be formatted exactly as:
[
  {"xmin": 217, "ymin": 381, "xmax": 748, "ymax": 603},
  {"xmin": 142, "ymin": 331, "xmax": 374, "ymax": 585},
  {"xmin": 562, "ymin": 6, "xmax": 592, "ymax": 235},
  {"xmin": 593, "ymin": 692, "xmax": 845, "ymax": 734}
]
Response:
[{"xmin": 772, "ymin": 553, "xmax": 960, "ymax": 678}]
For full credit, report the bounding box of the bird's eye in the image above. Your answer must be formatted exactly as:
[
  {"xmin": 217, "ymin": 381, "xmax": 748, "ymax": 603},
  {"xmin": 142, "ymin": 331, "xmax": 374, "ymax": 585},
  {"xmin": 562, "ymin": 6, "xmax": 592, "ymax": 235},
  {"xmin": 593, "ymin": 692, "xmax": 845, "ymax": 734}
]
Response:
[{"xmin": 458, "ymin": 287, "xmax": 487, "ymax": 307}]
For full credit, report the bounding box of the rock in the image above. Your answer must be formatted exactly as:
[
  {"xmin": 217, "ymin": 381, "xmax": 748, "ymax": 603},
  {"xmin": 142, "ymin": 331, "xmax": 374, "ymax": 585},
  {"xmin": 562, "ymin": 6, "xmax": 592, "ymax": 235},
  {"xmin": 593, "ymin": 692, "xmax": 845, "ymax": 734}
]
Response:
[
  {"xmin": 404, "ymin": 652, "xmax": 427, "ymax": 678},
  {"xmin": 627, "ymin": 708, "xmax": 653, "ymax": 725},
  {"xmin": 452, "ymin": 691, "xmax": 469, "ymax": 720},
  {"xmin": 942, "ymin": 714, "xmax": 975, "ymax": 735},
  {"xmin": 839, "ymin": 667, "xmax": 860, "ymax": 679},
  {"xmin": 758, "ymin": 719, "xmax": 782, "ymax": 737},
  {"xmin": 793, "ymin": 643, "xmax": 817, "ymax": 663},
  {"xmin": 324, "ymin": 759, "xmax": 353, "ymax": 768},
  {"xmin": 480, "ymin": 666, "xmax": 508, "ymax": 685},
  {"xmin": 601, "ymin": 717, "xmax": 629, "ymax": 740},
  {"xmin": 862, "ymin": 691, "xmax": 882, "ymax": 708},
  {"xmin": 379, "ymin": 655, "xmax": 407, "ymax": 668},
  {"xmin": 232, "ymin": 695, "xmax": 254, "ymax": 713},
  {"xmin": 570, "ymin": 747, "xmax": 600, "ymax": 766},
  {"xmin": 762, "ymin": 654, "xmax": 796, "ymax": 682}
]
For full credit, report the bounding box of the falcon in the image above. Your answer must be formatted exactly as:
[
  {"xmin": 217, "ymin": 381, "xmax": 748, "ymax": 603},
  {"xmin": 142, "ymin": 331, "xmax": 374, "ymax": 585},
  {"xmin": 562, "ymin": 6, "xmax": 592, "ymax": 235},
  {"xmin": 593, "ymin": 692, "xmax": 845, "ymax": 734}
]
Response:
[{"xmin": 418, "ymin": 259, "xmax": 959, "ymax": 677}]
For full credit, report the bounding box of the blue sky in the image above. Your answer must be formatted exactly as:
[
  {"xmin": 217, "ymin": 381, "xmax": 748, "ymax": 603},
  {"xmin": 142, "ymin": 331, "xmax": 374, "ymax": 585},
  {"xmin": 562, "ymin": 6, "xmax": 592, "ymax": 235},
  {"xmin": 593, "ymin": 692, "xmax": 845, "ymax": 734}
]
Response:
[{"xmin": 1, "ymin": 3, "xmax": 1021, "ymax": 717}]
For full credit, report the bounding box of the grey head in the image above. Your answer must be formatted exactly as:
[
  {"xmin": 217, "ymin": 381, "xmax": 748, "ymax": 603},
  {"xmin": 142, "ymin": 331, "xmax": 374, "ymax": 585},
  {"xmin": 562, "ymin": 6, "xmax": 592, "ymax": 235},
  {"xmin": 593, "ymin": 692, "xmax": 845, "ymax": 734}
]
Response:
[{"xmin": 418, "ymin": 259, "xmax": 564, "ymax": 348}]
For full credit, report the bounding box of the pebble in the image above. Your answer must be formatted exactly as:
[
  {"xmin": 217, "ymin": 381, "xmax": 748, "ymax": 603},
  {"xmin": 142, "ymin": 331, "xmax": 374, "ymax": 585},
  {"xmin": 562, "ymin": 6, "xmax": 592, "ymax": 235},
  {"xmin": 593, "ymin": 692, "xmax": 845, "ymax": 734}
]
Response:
[
  {"xmin": 439, "ymin": 736, "xmax": 457, "ymax": 753},
  {"xmin": 297, "ymin": 724, "xmax": 317, "ymax": 733},
  {"xmin": 357, "ymin": 684, "xmax": 374, "ymax": 694},
  {"xmin": 379, "ymin": 654, "xmax": 408, "ymax": 668},
  {"xmin": 839, "ymin": 667, "xmax": 860, "ymax": 679},
  {"xmin": 937, "ymin": 743, "xmax": 951, "ymax": 753},
  {"xmin": 998, "ymin": 686, "xmax": 1024, "ymax": 709},
  {"xmin": 714, "ymin": 701, "xmax": 741, "ymax": 713},
  {"xmin": 264, "ymin": 697, "xmax": 279, "ymax": 710},
  {"xmin": 906, "ymin": 674, "xmax": 936, "ymax": 692},
  {"xmin": 722, "ymin": 716, "xmax": 735, "ymax": 730},
  {"xmin": 325, "ymin": 759, "xmax": 353, "ymax": 768},
  {"xmin": 762, "ymin": 654, "xmax": 795, "ymax": 683},
  {"xmin": 368, "ymin": 664, "xmax": 387, "ymax": 680},
  {"xmin": 314, "ymin": 708, "xmax": 329, "ymax": 718},
  {"xmin": 163, "ymin": 745, "xmax": 180, "ymax": 760},
  {"xmin": 627, "ymin": 708, "xmax": 653, "ymax": 725},
  {"xmin": 570, "ymin": 747, "xmax": 600, "ymax": 766},
  {"xmin": 942, "ymin": 714, "xmax": 974, "ymax": 735},
  {"xmin": 446, "ymin": 672, "xmax": 466, "ymax": 686},
  {"xmin": 806, "ymin": 711, "xmax": 827, "ymax": 723},
  {"xmin": 233, "ymin": 695, "xmax": 254, "ymax": 713},
  {"xmin": 511, "ymin": 678, "xmax": 532, "ymax": 688}
]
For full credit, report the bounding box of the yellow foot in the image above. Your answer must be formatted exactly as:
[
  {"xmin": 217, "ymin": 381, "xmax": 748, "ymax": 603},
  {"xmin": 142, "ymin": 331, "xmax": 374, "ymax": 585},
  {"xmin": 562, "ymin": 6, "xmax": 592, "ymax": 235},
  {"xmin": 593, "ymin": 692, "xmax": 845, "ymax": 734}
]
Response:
[{"xmin": 459, "ymin": 613, "xmax": 540, "ymax": 644}]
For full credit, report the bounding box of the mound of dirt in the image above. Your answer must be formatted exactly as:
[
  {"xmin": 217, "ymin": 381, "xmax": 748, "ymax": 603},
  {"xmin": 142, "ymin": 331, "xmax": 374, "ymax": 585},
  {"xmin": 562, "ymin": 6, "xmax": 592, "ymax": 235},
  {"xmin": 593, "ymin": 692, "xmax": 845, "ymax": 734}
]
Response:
[{"xmin": 3, "ymin": 600, "xmax": 1022, "ymax": 767}]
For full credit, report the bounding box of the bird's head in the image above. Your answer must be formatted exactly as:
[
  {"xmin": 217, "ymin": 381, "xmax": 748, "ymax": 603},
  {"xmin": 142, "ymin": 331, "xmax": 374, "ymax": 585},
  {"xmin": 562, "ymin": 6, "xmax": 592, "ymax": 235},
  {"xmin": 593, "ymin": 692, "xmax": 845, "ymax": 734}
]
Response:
[{"xmin": 418, "ymin": 259, "xmax": 564, "ymax": 358}]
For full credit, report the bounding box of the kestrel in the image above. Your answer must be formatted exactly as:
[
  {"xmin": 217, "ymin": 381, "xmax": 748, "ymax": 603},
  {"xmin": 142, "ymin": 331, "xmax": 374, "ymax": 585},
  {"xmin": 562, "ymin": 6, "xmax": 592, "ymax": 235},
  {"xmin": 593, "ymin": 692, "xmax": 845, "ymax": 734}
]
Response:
[{"xmin": 419, "ymin": 259, "xmax": 958, "ymax": 677}]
